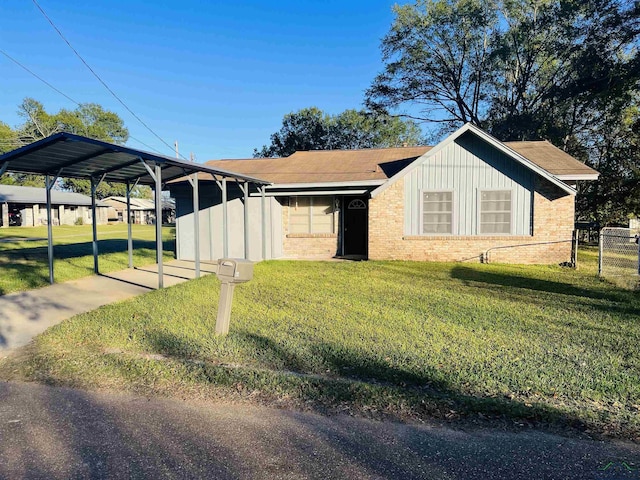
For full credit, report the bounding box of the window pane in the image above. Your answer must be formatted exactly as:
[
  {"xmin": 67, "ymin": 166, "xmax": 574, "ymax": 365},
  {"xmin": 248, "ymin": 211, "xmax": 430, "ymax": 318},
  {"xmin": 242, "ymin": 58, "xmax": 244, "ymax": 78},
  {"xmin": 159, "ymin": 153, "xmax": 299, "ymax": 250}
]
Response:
[
  {"xmin": 312, "ymin": 215, "xmax": 333, "ymax": 233},
  {"xmin": 290, "ymin": 214, "xmax": 310, "ymax": 233},
  {"xmin": 422, "ymin": 192, "xmax": 452, "ymax": 234},
  {"xmin": 290, "ymin": 196, "xmax": 335, "ymax": 234},
  {"xmin": 311, "ymin": 197, "xmax": 333, "ymax": 215},
  {"xmin": 480, "ymin": 191, "xmax": 511, "ymax": 234}
]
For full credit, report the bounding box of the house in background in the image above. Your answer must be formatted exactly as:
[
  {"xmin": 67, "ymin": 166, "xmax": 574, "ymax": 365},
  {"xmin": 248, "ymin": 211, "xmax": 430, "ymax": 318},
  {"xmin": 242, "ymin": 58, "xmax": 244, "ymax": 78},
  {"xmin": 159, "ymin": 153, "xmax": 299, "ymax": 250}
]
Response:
[
  {"xmin": 169, "ymin": 123, "xmax": 599, "ymax": 264},
  {"xmin": 0, "ymin": 184, "xmax": 108, "ymax": 227},
  {"xmin": 103, "ymin": 196, "xmax": 175, "ymax": 225}
]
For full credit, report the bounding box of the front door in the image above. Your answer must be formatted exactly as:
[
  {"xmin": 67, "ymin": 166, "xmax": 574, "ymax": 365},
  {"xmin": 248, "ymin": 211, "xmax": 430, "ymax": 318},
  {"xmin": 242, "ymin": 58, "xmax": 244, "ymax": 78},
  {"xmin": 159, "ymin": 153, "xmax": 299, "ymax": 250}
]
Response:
[{"xmin": 343, "ymin": 196, "xmax": 368, "ymax": 256}]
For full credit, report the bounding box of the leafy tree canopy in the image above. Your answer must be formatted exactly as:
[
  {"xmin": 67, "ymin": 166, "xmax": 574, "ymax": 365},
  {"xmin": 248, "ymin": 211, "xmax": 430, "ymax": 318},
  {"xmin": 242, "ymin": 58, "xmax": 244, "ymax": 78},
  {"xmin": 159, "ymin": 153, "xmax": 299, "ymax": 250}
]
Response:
[
  {"xmin": 1, "ymin": 98, "xmax": 151, "ymax": 199},
  {"xmin": 254, "ymin": 107, "xmax": 423, "ymax": 158},
  {"xmin": 366, "ymin": 0, "xmax": 640, "ymax": 225}
]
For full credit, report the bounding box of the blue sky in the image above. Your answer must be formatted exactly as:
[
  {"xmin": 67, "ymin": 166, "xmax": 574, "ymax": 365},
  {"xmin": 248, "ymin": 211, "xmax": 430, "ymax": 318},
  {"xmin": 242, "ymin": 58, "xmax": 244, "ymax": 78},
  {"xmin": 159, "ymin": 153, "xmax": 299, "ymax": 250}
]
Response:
[{"xmin": 0, "ymin": 0, "xmax": 406, "ymax": 161}]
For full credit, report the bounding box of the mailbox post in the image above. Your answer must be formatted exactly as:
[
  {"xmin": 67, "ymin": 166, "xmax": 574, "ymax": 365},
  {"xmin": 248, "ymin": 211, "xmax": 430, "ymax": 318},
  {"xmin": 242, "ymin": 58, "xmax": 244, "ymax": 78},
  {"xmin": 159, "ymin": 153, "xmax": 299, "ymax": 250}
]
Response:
[{"xmin": 215, "ymin": 258, "xmax": 254, "ymax": 335}]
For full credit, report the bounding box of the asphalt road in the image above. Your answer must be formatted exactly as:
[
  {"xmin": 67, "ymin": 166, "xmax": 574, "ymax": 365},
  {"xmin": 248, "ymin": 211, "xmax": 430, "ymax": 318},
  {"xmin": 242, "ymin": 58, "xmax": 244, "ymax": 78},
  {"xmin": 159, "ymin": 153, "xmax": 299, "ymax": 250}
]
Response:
[{"xmin": 0, "ymin": 381, "xmax": 638, "ymax": 480}]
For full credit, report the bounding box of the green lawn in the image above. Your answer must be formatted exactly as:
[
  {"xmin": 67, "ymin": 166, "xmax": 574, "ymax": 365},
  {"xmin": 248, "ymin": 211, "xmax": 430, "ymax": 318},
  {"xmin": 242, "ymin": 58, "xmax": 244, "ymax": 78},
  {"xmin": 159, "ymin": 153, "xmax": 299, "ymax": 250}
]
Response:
[
  {"xmin": 0, "ymin": 224, "xmax": 175, "ymax": 295},
  {"xmin": 1, "ymin": 249, "xmax": 639, "ymax": 439}
]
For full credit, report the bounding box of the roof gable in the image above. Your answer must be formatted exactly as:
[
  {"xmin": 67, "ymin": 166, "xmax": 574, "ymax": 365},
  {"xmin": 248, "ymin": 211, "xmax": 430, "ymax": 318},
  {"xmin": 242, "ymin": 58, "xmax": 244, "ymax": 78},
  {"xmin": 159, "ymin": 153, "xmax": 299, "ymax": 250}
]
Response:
[{"xmin": 370, "ymin": 123, "xmax": 584, "ymax": 198}]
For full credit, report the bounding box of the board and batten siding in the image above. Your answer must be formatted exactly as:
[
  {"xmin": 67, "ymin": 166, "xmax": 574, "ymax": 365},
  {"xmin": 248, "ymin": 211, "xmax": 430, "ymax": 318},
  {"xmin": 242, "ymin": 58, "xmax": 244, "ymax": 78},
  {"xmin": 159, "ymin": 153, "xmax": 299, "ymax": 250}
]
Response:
[
  {"xmin": 404, "ymin": 132, "xmax": 534, "ymax": 236},
  {"xmin": 171, "ymin": 182, "xmax": 283, "ymax": 262}
]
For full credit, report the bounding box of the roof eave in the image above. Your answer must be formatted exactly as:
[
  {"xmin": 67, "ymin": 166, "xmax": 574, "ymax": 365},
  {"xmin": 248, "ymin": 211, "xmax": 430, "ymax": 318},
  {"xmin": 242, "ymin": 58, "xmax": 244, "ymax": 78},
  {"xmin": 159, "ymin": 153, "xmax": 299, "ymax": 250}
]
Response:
[
  {"xmin": 266, "ymin": 179, "xmax": 387, "ymax": 190},
  {"xmin": 555, "ymin": 174, "xmax": 600, "ymax": 181}
]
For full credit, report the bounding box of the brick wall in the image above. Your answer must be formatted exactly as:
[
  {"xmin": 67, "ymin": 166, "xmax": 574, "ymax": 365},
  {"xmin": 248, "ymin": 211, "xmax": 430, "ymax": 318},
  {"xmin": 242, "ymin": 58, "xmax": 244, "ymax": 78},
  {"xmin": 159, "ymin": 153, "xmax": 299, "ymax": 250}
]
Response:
[
  {"xmin": 281, "ymin": 198, "xmax": 340, "ymax": 259},
  {"xmin": 369, "ymin": 177, "xmax": 575, "ymax": 264}
]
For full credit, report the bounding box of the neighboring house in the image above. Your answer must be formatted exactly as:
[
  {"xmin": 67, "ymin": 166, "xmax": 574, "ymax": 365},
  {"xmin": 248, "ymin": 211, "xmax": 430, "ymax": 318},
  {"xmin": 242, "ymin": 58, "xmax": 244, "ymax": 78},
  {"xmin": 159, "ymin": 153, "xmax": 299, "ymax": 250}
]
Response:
[
  {"xmin": 0, "ymin": 184, "xmax": 108, "ymax": 227},
  {"xmin": 103, "ymin": 196, "xmax": 176, "ymax": 225},
  {"xmin": 169, "ymin": 123, "xmax": 599, "ymax": 264}
]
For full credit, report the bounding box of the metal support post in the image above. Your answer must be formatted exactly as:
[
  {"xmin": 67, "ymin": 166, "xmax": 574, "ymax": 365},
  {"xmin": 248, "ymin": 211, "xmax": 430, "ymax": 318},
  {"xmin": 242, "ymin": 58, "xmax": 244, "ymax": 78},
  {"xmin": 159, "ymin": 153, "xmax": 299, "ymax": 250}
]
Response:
[
  {"xmin": 155, "ymin": 164, "xmax": 163, "ymax": 289},
  {"xmin": 45, "ymin": 174, "xmax": 54, "ymax": 284},
  {"xmin": 193, "ymin": 172, "xmax": 200, "ymax": 278},
  {"xmin": 261, "ymin": 186, "xmax": 267, "ymax": 260},
  {"xmin": 572, "ymin": 229, "xmax": 579, "ymax": 268},
  {"xmin": 598, "ymin": 229, "xmax": 603, "ymax": 277},
  {"xmin": 243, "ymin": 181, "xmax": 249, "ymax": 259},
  {"xmin": 126, "ymin": 181, "xmax": 133, "ymax": 268},
  {"xmin": 222, "ymin": 179, "xmax": 228, "ymax": 258},
  {"xmin": 91, "ymin": 177, "xmax": 99, "ymax": 274}
]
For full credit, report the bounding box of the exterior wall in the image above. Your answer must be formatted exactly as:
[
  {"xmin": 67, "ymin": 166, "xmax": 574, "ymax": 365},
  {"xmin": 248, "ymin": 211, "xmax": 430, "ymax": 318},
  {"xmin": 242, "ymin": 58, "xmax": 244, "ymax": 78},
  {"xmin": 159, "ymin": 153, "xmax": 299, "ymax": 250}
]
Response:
[
  {"xmin": 0, "ymin": 203, "xmax": 7, "ymax": 227},
  {"xmin": 369, "ymin": 177, "xmax": 575, "ymax": 264},
  {"xmin": 172, "ymin": 181, "xmax": 282, "ymax": 262},
  {"xmin": 404, "ymin": 132, "xmax": 534, "ymax": 236},
  {"xmin": 21, "ymin": 204, "xmax": 107, "ymax": 226},
  {"xmin": 281, "ymin": 197, "xmax": 340, "ymax": 259}
]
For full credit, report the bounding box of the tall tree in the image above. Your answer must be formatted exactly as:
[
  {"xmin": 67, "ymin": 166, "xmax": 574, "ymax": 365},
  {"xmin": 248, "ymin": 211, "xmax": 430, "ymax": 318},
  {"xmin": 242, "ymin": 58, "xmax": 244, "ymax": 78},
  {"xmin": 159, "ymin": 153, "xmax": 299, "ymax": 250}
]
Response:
[
  {"xmin": 366, "ymin": 0, "xmax": 640, "ymax": 224},
  {"xmin": 255, "ymin": 107, "xmax": 423, "ymax": 157},
  {"xmin": 2, "ymin": 98, "xmax": 150, "ymax": 199},
  {"xmin": 366, "ymin": 0, "xmax": 498, "ymax": 129}
]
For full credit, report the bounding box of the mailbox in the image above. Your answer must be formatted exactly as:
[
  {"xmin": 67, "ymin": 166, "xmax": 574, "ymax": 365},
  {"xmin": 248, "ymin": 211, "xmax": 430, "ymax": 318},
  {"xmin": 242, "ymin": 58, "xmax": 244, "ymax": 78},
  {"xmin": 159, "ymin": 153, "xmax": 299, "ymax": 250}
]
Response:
[
  {"xmin": 216, "ymin": 258, "xmax": 254, "ymax": 284},
  {"xmin": 215, "ymin": 258, "xmax": 254, "ymax": 336}
]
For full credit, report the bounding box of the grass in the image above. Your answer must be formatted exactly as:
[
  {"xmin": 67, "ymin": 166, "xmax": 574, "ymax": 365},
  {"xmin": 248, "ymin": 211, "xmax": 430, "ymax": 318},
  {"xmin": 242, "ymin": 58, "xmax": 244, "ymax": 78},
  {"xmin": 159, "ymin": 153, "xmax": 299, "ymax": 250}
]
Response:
[
  {"xmin": 1, "ymin": 248, "xmax": 640, "ymax": 439},
  {"xmin": 0, "ymin": 224, "xmax": 175, "ymax": 294}
]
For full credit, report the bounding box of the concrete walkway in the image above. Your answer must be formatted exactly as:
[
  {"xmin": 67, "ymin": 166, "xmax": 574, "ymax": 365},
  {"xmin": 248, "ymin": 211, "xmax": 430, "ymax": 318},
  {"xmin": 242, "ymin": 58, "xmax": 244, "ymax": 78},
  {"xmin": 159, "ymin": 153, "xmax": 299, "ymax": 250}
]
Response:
[
  {"xmin": 0, "ymin": 260, "xmax": 216, "ymax": 352},
  {"xmin": 0, "ymin": 381, "xmax": 638, "ymax": 480}
]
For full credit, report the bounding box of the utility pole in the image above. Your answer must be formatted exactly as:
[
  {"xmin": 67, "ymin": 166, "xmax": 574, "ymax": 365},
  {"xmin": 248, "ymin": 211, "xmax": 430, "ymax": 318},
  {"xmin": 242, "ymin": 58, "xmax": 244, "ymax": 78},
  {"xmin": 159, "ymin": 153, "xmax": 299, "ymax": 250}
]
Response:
[
  {"xmin": 174, "ymin": 140, "xmax": 179, "ymax": 159},
  {"xmin": 190, "ymin": 152, "xmax": 195, "ymax": 162}
]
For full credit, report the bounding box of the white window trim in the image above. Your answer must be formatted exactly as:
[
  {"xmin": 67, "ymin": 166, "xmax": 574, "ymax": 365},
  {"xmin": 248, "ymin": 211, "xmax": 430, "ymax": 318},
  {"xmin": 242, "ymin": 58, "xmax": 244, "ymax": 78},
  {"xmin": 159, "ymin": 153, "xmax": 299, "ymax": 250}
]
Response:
[
  {"xmin": 477, "ymin": 189, "xmax": 514, "ymax": 236},
  {"xmin": 289, "ymin": 196, "xmax": 335, "ymax": 234},
  {"xmin": 419, "ymin": 189, "xmax": 456, "ymax": 236}
]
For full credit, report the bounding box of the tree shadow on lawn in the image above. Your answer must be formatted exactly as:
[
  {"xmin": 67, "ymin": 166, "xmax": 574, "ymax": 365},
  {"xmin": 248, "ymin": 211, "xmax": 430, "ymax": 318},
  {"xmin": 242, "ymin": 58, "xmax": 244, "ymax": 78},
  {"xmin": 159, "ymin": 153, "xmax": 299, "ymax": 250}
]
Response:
[
  {"xmin": 0, "ymin": 260, "xmax": 51, "ymax": 296},
  {"xmin": 0, "ymin": 238, "xmax": 175, "ymax": 261},
  {"xmin": 449, "ymin": 266, "xmax": 638, "ymax": 312},
  {"xmin": 450, "ymin": 266, "xmax": 633, "ymax": 301},
  {"xmin": 136, "ymin": 329, "xmax": 596, "ymax": 435}
]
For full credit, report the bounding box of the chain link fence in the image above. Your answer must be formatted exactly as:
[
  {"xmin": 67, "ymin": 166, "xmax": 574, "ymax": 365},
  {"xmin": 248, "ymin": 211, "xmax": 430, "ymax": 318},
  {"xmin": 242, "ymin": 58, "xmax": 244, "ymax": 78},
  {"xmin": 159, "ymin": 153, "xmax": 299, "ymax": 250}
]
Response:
[{"xmin": 599, "ymin": 227, "xmax": 639, "ymax": 289}]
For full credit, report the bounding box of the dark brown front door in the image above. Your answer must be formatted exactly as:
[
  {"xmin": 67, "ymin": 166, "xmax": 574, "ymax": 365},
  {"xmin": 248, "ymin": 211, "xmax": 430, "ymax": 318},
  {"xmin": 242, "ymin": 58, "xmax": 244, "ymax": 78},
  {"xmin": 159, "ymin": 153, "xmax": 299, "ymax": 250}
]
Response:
[{"xmin": 343, "ymin": 196, "xmax": 368, "ymax": 256}]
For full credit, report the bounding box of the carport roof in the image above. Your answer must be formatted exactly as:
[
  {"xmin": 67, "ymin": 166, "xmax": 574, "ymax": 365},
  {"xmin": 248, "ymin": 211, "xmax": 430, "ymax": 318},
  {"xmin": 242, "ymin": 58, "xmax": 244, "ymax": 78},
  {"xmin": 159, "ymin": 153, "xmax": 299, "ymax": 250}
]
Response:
[{"xmin": 0, "ymin": 132, "xmax": 270, "ymax": 185}]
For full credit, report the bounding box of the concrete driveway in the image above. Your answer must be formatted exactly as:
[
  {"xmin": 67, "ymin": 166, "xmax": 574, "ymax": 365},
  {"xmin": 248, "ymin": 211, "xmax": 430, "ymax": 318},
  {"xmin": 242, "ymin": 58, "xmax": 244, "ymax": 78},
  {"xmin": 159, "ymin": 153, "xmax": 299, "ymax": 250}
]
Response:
[
  {"xmin": 0, "ymin": 260, "xmax": 215, "ymax": 352},
  {"xmin": 0, "ymin": 381, "xmax": 638, "ymax": 480}
]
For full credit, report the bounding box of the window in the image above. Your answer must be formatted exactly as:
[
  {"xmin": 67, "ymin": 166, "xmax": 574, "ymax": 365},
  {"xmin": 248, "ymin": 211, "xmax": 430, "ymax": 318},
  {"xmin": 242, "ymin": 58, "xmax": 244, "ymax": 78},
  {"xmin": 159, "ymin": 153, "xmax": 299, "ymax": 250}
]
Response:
[
  {"xmin": 289, "ymin": 196, "xmax": 334, "ymax": 234},
  {"xmin": 422, "ymin": 191, "xmax": 453, "ymax": 234},
  {"xmin": 480, "ymin": 191, "xmax": 512, "ymax": 234}
]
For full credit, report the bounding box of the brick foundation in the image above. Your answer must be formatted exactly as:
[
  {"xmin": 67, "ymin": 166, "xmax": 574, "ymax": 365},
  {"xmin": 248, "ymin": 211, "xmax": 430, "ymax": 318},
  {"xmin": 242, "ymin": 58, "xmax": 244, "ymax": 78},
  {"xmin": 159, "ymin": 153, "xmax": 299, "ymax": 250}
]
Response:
[{"xmin": 368, "ymin": 177, "xmax": 575, "ymax": 264}]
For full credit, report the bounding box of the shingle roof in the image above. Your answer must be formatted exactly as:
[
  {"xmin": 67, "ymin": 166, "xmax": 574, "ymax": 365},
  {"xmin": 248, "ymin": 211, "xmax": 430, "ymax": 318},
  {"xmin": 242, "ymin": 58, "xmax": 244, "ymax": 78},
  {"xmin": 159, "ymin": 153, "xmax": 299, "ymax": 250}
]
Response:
[
  {"xmin": 204, "ymin": 146, "xmax": 432, "ymax": 184},
  {"xmin": 199, "ymin": 138, "xmax": 596, "ymax": 186},
  {"xmin": 504, "ymin": 141, "xmax": 599, "ymax": 178},
  {"xmin": 0, "ymin": 184, "xmax": 108, "ymax": 206}
]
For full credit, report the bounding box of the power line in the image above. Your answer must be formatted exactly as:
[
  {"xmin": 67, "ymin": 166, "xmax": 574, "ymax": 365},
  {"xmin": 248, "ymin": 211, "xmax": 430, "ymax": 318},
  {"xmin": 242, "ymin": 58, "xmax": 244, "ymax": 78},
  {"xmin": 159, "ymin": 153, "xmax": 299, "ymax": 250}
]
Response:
[
  {"xmin": 0, "ymin": 48, "xmax": 165, "ymax": 155},
  {"xmin": 31, "ymin": 0, "xmax": 187, "ymax": 160},
  {"xmin": 1, "ymin": 49, "xmax": 79, "ymax": 105}
]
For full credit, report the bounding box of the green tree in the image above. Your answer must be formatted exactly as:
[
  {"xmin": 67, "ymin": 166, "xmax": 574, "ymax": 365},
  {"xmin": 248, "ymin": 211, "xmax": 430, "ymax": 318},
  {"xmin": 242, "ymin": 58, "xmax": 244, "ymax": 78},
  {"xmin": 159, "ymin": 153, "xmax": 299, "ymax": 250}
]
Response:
[
  {"xmin": 255, "ymin": 107, "xmax": 423, "ymax": 157},
  {"xmin": 366, "ymin": 0, "xmax": 498, "ymax": 128},
  {"xmin": 2, "ymin": 98, "xmax": 151, "ymax": 199},
  {"xmin": 366, "ymin": 0, "xmax": 640, "ymax": 223}
]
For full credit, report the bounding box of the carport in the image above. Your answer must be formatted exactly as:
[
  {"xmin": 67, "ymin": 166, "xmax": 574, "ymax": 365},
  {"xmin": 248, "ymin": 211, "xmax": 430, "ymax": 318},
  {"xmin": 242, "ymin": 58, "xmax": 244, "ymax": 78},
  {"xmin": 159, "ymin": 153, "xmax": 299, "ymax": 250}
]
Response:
[{"xmin": 0, "ymin": 132, "xmax": 269, "ymax": 288}]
